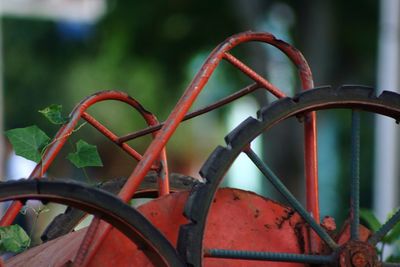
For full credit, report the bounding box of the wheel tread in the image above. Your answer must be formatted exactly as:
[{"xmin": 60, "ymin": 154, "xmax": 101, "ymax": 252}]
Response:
[{"xmin": 178, "ymin": 85, "xmax": 400, "ymax": 267}]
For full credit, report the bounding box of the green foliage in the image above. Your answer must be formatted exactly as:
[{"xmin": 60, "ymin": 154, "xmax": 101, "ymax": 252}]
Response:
[
  {"xmin": 361, "ymin": 208, "xmax": 400, "ymax": 262},
  {"xmin": 38, "ymin": 104, "xmax": 68, "ymax": 125},
  {"xmin": 0, "ymin": 225, "xmax": 30, "ymax": 253},
  {"xmin": 6, "ymin": 104, "xmax": 102, "ymax": 169},
  {"xmin": 360, "ymin": 208, "xmax": 382, "ymax": 232},
  {"xmin": 67, "ymin": 140, "xmax": 103, "ymax": 168},
  {"xmin": 3, "ymin": 103, "xmax": 103, "ymax": 250},
  {"xmin": 5, "ymin": 125, "xmax": 50, "ymax": 163},
  {"xmin": 386, "ymin": 252, "xmax": 400, "ymax": 264}
]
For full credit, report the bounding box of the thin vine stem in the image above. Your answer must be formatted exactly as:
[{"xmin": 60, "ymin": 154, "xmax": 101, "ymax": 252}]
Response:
[
  {"xmin": 39, "ymin": 122, "xmax": 88, "ymax": 157},
  {"xmin": 37, "ymin": 122, "xmax": 88, "ymax": 177}
]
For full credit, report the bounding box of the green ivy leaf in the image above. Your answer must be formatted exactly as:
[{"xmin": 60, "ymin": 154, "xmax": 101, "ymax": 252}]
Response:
[
  {"xmin": 360, "ymin": 209, "xmax": 382, "ymax": 232},
  {"xmin": 67, "ymin": 140, "xmax": 103, "ymax": 168},
  {"xmin": 38, "ymin": 104, "xmax": 68, "ymax": 125},
  {"xmin": 5, "ymin": 126, "xmax": 50, "ymax": 163},
  {"xmin": 0, "ymin": 225, "xmax": 30, "ymax": 253}
]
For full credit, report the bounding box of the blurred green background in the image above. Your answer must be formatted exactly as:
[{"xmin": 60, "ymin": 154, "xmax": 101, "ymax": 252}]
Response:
[{"xmin": 1, "ymin": 0, "xmax": 392, "ymax": 232}]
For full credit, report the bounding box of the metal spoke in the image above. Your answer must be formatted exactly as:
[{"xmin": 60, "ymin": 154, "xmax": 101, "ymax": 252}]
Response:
[
  {"xmin": 350, "ymin": 110, "xmax": 361, "ymax": 240},
  {"xmin": 369, "ymin": 207, "xmax": 400, "ymax": 245},
  {"xmin": 244, "ymin": 147, "xmax": 338, "ymax": 250},
  {"xmin": 204, "ymin": 249, "xmax": 334, "ymax": 264},
  {"xmin": 382, "ymin": 263, "xmax": 400, "ymax": 267}
]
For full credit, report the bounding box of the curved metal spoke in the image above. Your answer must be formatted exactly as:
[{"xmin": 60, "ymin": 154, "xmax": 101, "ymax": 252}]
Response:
[
  {"xmin": 350, "ymin": 110, "xmax": 361, "ymax": 240},
  {"xmin": 205, "ymin": 249, "xmax": 334, "ymax": 264},
  {"xmin": 369, "ymin": 207, "xmax": 400, "ymax": 245},
  {"xmin": 245, "ymin": 147, "xmax": 338, "ymax": 250}
]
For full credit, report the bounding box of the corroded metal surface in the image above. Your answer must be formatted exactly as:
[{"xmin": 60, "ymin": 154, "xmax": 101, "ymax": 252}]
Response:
[{"xmin": 7, "ymin": 188, "xmax": 309, "ymax": 267}]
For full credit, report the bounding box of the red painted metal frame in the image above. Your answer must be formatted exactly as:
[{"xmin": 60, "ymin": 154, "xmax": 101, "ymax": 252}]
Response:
[
  {"xmin": 118, "ymin": 31, "xmax": 315, "ymax": 206},
  {"xmin": 0, "ymin": 90, "xmax": 170, "ymax": 226},
  {"xmin": 0, "ymin": 31, "xmax": 319, "ymax": 265},
  {"xmin": 76, "ymin": 31, "xmax": 319, "ymax": 265},
  {"xmin": 117, "ymin": 83, "xmax": 263, "ymax": 142}
]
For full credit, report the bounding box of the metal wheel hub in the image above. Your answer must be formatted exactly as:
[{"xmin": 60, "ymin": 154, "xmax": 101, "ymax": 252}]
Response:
[{"xmin": 338, "ymin": 241, "xmax": 379, "ymax": 267}]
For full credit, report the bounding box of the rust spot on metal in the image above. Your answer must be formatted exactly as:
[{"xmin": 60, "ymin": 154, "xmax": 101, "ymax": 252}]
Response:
[
  {"xmin": 61, "ymin": 260, "xmax": 73, "ymax": 267},
  {"xmin": 254, "ymin": 209, "xmax": 260, "ymax": 218},
  {"xmin": 351, "ymin": 252, "xmax": 368, "ymax": 267},
  {"xmin": 337, "ymin": 240, "xmax": 379, "ymax": 267},
  {"xmin": 321, "ymin": 216, "xmax": 336, "ymax": 232},
  {"xmin": 294, "ymin": 223, "xmax": 306, "ymax": 254},
  {"xmin": 275, "ymin": 208, "xmax": 295, "ymax": 229}
]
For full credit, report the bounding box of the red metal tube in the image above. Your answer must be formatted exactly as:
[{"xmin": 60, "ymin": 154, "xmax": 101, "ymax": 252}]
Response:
[
  {"xmin": 83, "ymin": 111, "xmax": 169, "ymax": 190},
  {"xmin": 222, "ymin": 34, "xmax": 318, "ymax": 224},
  {"xmin": 223, "ymin": 52, "xmax": 286, "ymax": 98},
  {"xmin": 0, "ymin": 90, "xmax": 169, "ymax": 226},
  {"xmin": 78, "ymin": 31, "xmax": 319, "ymax": 264},
  {"xmin": 73, "ymin": 217, "xmax": 101, "ymax": 267},
  {"xmin": 304, "ymin": 112, "xmax": 319, "ymax": 221},
  {"xmin": 79, "ymin": 220, "xmax": 113, "ymax": 267},
  {"xmin": 82, "ymin": 112, "xmax": 143, "ymax": 162},
  {"xmin": 157, "ymin": 148, "xmax": 170, "ymax": 196},
  {"xmin": 118, "ymin": 31, "xmax": 315, "ymax": 204},
  {"xmin": 117, "ymin": 83, "xmax": 263, "ymax": 143},
  {"xmin": 8, "ymin": 31, "xmax": 317, "ymax": 264}
]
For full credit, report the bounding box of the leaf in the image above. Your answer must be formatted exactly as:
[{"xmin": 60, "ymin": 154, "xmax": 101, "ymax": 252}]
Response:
[
  {"xmin": 386, "ymin": 253, "xmax": 400, "ymax": 263},
  {"xmin": 5, "ymin": 126, "xmax": 50, "ymax": 163},
  {"xmin": 0, "ymin": 225, "xmax": 30, "ymax": 253},
  {"xmin": 360, "ymin": 209, "xmax": 382, "ymax": 232},
  {"xmin": 67, "ymin": 140, "xmax": 103, "ymax": 168},
  {"xmin": 38, "ymin": 104, "xmax": 68, "ymax": 125}
]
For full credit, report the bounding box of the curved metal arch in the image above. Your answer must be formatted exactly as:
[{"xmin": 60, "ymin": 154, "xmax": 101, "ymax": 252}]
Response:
[
  {"xmin": 1, "ymin": 90, "xmax": 170, "ymax": 226},
  {"xmin": 120, "ymin": 31, "xmax": 317, "ymax": 213}
]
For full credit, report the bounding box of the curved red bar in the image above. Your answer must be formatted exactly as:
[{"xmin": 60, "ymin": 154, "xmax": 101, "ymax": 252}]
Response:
[
  {"xmin": 78, "ymin": 31, "xmax": 319, "ymax": 265},
  {"xmin": 1, "ymin": 31, "xmax": 320, "ymax": 263},
  {"xmin": 120, "ymin": 31, "xmax": 315, "ymax": 203},
  {"xmin": 219, "ymin": 32, "xmax": 319, "ymax": 222},
  {"xmin": 0, "ymin": 90, "xmax": 169, "ymax": 226}
]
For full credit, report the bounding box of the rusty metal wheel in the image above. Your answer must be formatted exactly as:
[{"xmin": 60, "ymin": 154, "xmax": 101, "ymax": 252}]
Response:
[
  {"xmin": 178, "ymin": 86, "xmax": 400, "ymax": 266},
  {"xmin": 41, "ymin": 172, "xmax": 196, "ymax": 242},
  {"xmin": 0, "ymin": 179, "xmax": 185, "ymax": 267}
]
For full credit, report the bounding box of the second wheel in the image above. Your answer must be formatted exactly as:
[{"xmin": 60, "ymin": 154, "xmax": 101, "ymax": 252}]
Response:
[{"xmin": 178, "ymin": 85, "xmax": 400, "ymax": 267}]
